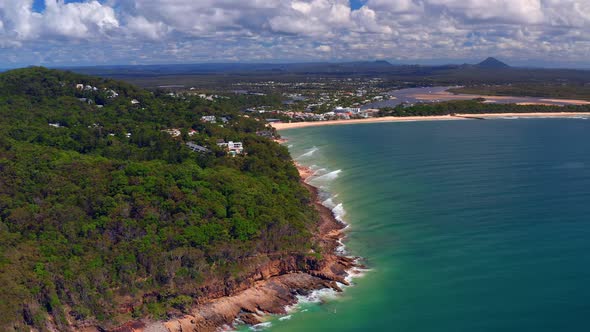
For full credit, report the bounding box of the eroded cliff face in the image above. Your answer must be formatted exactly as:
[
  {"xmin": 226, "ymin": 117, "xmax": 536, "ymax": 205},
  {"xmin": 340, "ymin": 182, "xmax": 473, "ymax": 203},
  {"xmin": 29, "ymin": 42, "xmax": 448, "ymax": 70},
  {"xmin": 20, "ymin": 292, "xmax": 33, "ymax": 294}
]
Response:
[
  {"xmin": 78, "ymin": 172, "xmax": 357, "ymax": 332},
  {"xmin": 97, "ymin": 253, "xmax": 355, "ymax": 332},
  {"xmin": 161, "ymin": 254, "xmax": 355, "ymax": 332}
]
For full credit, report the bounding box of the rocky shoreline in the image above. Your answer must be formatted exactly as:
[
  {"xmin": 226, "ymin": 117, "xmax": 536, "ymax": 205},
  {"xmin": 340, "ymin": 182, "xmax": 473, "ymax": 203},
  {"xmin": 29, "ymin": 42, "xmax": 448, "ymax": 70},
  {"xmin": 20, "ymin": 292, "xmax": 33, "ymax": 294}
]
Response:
[{"xmin": 99, "ymin": 164, "xmax": 358, "ymax": 332}]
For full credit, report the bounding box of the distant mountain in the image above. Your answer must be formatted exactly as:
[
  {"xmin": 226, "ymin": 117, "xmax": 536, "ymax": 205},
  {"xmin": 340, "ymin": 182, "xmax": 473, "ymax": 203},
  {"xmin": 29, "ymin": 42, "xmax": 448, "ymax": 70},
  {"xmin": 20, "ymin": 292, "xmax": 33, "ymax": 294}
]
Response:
[
  {"xmin": 67, "ymin": 60, "xmax": 395, "ymax": 78},
  {"xmin": 477, "ymin": 57, "xmax": 510, "ymax": 68}
]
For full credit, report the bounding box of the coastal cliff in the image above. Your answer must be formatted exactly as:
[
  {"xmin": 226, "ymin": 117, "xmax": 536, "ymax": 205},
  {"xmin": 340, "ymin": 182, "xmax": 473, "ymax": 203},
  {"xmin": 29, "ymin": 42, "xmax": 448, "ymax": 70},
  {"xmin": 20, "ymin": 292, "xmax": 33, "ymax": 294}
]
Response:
[{"xmin": 86, "ymin": 167, "xmax": 357, "ymax": 332}]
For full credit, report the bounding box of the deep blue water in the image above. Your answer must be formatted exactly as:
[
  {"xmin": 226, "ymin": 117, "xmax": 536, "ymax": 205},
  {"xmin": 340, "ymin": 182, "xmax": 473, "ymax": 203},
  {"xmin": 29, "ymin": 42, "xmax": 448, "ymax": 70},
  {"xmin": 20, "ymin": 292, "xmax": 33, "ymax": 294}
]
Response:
[{"xmin": 262, "ymin": 118, "xmax": 590, "ymax": 331}]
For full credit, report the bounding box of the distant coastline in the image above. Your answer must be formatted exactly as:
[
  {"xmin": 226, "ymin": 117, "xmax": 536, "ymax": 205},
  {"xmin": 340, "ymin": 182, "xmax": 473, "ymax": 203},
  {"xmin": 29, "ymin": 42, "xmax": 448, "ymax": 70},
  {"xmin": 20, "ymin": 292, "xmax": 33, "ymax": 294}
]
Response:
[{"xmin": 271, "ymin": 112, "xmax": 590, "ymax": 130}]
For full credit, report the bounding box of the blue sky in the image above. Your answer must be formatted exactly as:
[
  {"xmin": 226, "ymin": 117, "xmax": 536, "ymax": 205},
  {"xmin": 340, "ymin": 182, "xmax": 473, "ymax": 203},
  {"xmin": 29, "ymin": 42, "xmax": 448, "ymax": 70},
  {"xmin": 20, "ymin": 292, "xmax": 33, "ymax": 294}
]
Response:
[{"xmin": 2, "ymin": 0, "xmax": 590, "ymax": 68}]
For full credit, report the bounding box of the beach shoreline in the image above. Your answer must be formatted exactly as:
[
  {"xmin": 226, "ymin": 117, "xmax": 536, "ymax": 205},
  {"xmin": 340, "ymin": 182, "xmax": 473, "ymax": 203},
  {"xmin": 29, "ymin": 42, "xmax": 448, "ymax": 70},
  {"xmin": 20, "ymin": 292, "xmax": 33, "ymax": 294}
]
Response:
[{"xmin": 271, "ymin": 112, "xmax": 590, "ymax": 130}]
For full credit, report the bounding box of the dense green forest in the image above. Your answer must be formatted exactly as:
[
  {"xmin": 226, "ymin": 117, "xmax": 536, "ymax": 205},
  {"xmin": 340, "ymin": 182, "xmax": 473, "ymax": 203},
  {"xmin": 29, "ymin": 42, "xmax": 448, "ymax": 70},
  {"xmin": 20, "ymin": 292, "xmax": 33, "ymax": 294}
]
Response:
[{"xmin": 0, "ymin": 68, "xmax": 317, "ymax": 331}]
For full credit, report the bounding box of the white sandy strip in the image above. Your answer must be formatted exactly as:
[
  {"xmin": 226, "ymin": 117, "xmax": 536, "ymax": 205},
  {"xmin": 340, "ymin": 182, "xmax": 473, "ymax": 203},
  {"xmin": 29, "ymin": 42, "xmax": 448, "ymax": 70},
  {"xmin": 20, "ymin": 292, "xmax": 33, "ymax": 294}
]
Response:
[{"xmin": 270, "ymin": 113, "xmax": 590, "ymax": 130}]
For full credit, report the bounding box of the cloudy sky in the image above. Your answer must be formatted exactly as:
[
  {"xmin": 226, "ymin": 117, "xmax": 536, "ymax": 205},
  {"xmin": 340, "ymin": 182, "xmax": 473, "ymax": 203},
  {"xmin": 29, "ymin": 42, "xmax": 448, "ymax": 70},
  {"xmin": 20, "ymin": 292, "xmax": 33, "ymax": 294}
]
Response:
[{"xmin": 1, "ymin": 0, "xmax": 589, "ymax": 68}]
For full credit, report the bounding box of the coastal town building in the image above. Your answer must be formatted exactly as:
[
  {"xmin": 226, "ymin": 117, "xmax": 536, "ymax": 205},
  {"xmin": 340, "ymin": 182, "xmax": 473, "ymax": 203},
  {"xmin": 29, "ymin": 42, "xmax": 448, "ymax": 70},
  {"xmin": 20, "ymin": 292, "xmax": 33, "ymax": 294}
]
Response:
[{"xmin": 333, "ymin": 107, "xmax": 361, "ymax": 114}]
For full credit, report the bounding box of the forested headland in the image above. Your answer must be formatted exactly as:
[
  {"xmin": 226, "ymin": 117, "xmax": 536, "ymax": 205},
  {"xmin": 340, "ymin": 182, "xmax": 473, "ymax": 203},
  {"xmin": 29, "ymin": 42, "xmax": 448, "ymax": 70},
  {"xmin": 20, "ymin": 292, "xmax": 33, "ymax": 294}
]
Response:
[{"xmin": 0, "ymin": 67, "xmax": 319, "ymax": 331}]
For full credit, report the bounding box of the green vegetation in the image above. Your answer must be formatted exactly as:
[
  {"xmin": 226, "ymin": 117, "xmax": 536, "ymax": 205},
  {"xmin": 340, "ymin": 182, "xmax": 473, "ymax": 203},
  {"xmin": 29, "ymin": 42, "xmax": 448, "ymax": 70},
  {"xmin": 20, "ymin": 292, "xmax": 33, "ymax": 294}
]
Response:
[
  {"xmin": 377, "ymin": 99, "xmax": 590, "ymax": 117},
  {"xmin": 0, "ymin": 68, "xmax": 318, "ymax": 331},
  {"xmin": 449, "ymin": 84, "xmax": 590, "ymax": 101}
]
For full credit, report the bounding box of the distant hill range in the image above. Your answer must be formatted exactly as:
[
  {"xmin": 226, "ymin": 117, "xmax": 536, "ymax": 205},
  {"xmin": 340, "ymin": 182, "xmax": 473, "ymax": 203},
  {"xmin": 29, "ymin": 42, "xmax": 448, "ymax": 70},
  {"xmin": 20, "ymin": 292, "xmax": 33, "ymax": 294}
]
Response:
[{"xmin": 64, "ymin": 57, "xmax": 590, "ymax": 87}]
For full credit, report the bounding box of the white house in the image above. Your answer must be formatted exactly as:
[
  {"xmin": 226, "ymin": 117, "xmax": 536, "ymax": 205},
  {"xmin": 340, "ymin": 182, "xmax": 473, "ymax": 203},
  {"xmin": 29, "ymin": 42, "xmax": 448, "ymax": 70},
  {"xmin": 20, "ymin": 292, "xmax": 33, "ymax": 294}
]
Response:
[
  {"xmin": 217, "ymin": 140, "xmax": 244, "ymax": 156},
  {"xmin": 162, "ymin": 128, "xmax": 181, "ymax": 137},
  {"xmin": 227, "ymin": 141, "xmax": 244, "ymax": 156},
  {"xmin": 107, "ymin": 89, "xmax": 119, "ymax": 98},
  {"xmin": 201, "ymin": 115, "xmax": 216, "ymax": 123},
  {"xmin": 333, "ymin": 107, "xmax": 361, "ymax": 114}
]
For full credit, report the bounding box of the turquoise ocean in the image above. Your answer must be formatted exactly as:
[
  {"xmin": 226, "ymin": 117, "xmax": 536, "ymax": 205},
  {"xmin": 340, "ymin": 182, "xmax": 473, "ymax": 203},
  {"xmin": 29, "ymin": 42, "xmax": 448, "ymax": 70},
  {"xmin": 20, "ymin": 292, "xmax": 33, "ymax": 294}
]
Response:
[{"xmin": 244, "ymin": 118, "xmax": 590, "ymax": 331}]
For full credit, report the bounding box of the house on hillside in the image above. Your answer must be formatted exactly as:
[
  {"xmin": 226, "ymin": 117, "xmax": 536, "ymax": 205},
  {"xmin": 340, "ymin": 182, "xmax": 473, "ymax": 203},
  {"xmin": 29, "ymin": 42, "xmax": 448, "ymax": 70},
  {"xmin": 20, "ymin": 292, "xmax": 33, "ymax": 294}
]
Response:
[
  {"xmin": 227, "ymin": 141, "xmax": 244, "ymax": 156},
  {"xmin": 186, "ymin": 142, "xmax": 211, "ymax": 153},
  {"xmin": 217, "ymin": 140, "xmax": 244, "ymax": 156},
  {"xmin": 256, "ymin": 130, "xmax": 275, "ymax": 139},
  {"xmin": 162, "ymin": 128, "xmax": 181, "ymax": 137},
  {"xmin": 107, "ymin": 89, "xmax": 119, "ymax": 98},
  {"xmin": 131, "ymin": 99, "xmax": 140, "ymax": 105},
  {"xmin": 201, "ymin": 115, "xmax": 216, "ymax": 123}
]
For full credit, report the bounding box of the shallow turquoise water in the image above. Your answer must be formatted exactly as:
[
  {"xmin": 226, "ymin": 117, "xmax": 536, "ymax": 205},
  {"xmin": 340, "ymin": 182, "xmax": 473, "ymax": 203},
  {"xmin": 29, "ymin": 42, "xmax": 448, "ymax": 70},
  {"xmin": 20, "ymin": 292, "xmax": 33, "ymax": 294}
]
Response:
[{"xmin": 251, "ymin": 119, "xmax": 590, "ymax": 331}]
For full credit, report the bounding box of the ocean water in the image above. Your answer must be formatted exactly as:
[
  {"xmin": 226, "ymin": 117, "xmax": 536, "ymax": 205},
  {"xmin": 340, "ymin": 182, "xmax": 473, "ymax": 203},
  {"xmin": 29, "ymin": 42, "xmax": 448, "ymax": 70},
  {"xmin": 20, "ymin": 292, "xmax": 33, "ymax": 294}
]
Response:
[{"xmin": 253, "ymin": 118, "xmax": 590, "ymax": 331}]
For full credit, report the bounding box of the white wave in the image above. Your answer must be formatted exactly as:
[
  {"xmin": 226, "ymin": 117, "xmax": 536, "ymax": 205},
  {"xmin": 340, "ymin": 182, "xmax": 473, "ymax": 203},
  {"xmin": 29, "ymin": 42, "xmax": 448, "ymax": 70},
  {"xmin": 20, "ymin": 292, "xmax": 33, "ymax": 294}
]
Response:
[
  {"xmin": 332, "ymin": 203, "xmax": 346, "ymax": 222},
  {"xmin": 321, "ymin": 194, "xmax": 339, "ymax": 209},
  {"xmin": 250, "ymin": 322, "xmax": 272, "ymax": 331},
  {"xmin": 287, "ymin": 144, "xmax": 294, "ymax": 148},
  {"xmin": 311, "ymin": 168, "xmax": 328, "ymax": 177},
  {"xmin": 335, "ymin": 238, "xmax": 348, "ymax": 255},
  {"xmin": 296, "ymin": 147, "xmax": 319, "ymax": 159},
  {"xmin": 311, "ymin": 169, "xmax": 341, "ymax": 183},
  {"xmin": 297, "ymin": 287, "xmax": 339, "ymax": 305},
  {"xmin": 278, "ymin": 315, "xmax": 292, "ymax": 321},
  {"xmin": 345, "ymin": 266, "xmax": 372, "ymax": 284}
]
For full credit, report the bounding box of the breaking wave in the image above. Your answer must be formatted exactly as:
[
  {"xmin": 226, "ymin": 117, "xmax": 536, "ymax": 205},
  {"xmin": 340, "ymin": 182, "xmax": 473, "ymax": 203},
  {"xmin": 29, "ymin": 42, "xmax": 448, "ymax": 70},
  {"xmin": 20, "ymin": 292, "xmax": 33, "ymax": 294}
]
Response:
[
  {"xmin": 296, "ymin": 147, "xmax": 319, "ymax": 159},
  {"xmin": 310, "ymin": 169, "xmax": 341, "ymax": 183},
  {"xmin": 332, "ymin": 203, "xmax": 346, "ymax": 222},
  {"xmin": 250, "ymin": 322, "xmax": 272, "ymax": 331}
]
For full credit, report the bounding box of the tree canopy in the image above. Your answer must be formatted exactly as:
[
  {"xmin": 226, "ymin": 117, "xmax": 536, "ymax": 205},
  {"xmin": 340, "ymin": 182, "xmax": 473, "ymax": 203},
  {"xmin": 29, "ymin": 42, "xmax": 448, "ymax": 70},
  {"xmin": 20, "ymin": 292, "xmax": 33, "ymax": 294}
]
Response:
[{"xmin": 0, "ymin": 67, "xmax": 317, "ymax": 331}]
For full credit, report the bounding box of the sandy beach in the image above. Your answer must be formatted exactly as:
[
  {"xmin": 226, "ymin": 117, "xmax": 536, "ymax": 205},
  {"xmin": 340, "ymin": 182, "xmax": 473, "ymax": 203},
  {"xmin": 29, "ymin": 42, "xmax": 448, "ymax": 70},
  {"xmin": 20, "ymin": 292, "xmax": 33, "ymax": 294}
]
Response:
[{"xmin": 271, "ymin": 112, "xmax": 590, "ymax": 130}]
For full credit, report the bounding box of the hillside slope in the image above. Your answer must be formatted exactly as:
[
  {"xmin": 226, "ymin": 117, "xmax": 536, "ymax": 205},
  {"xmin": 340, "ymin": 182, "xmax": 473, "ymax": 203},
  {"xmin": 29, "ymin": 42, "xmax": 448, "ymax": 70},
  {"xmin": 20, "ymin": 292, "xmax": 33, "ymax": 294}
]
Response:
[{"xmin": 0, "ymin": 68, "xmax": 320, "ymax": 331}]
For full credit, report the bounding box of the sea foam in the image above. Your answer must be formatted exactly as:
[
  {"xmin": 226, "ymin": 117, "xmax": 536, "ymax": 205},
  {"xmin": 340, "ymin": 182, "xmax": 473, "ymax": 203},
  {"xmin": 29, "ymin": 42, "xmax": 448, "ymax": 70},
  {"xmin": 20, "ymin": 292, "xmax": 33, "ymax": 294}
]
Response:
[
  {"xmin": 296, "ymin": 147, "xmax": 319, "ymax": 159},
  {"xmin": 332, "ymin": 203, "xmax": 346, "ymax": 222},
  {"xmin": 309, "ymin": 169, "xmax": 342, "ymax": 186},
  {"xmin": 249, "ymin": 322, "xmax": 272, "ymax": 331}
]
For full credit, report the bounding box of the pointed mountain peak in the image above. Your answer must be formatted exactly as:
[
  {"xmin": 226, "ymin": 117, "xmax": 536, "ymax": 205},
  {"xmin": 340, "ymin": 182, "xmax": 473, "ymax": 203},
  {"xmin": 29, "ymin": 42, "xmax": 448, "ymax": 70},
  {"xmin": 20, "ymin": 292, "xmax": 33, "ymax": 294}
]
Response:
[{"xmin": 477, "ymin": 57, "xmax": 510, "ymax": 68}]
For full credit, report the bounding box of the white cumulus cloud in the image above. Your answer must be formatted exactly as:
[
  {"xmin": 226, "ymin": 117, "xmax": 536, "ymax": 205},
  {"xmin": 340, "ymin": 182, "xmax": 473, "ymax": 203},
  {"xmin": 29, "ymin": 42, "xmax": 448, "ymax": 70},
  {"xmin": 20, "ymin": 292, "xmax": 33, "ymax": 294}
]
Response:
[{"xmin": 0, "ymin": 0, "xmax": 589, "ymax": 67}]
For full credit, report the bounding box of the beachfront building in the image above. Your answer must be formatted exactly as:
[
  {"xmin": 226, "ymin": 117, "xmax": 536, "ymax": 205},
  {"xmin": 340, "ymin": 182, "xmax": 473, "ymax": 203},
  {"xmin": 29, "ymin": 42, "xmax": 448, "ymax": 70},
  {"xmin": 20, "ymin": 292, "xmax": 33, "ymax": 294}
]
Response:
[
  {"xmin": 359, "ymin": 109, "xmax": 380, "ymax": 118},
  {"xmin": 333, "ymin": 106, "xmax": 361, "ymax": 114}
]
